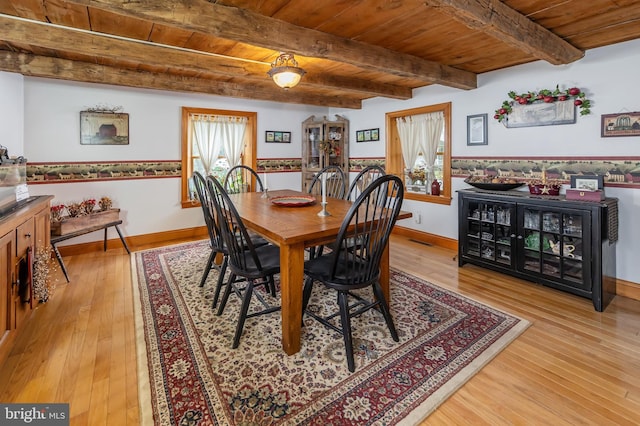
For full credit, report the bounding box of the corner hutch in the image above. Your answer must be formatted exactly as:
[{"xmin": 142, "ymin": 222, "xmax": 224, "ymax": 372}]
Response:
[
  {"xmin": 458, "ymin": 188, "xmax": 617, "ymax": 312},
  {"xmin": 301, "ymin": 115, "xmax": 349, "ymax": 192}
]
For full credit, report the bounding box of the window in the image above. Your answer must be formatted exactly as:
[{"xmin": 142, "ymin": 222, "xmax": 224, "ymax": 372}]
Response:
[
  {"xmin": 385, "ymin": 102, "xmax": 451, "ymax": 205},
  {"xmin": 181, "ymin": 107, "xmax": 257, "ymax": 208}
]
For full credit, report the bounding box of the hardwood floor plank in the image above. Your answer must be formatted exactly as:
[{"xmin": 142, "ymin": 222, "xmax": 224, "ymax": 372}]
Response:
[{"xmin": 1, "ymin": 235, "xmax": 639, "ymax": 426}]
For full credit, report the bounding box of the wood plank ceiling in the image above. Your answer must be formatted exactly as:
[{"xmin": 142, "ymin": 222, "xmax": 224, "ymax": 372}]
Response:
[{"xmin": 0, "ymin": 0, "xmax": 639, "ymax": 108}]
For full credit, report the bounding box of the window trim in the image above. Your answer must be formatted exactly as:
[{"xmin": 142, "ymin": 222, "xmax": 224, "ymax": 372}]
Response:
[
  {"xmin": 181, "ymin": 107, "xmax": 257, "ymax": 208},
  {"xmin": 385, "ymin": 102, "xmax": 452, "ymax": 206}
]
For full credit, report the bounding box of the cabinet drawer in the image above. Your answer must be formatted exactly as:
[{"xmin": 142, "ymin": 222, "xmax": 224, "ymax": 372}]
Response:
[{"xmin": 15, "ymin": 218, "xmax": 34, "ymax": 258}]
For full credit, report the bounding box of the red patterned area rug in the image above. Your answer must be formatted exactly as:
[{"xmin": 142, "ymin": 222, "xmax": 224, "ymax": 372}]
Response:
[{"xmin": 131, "ymin": 241, "xmax": 529, "ymax": 425}]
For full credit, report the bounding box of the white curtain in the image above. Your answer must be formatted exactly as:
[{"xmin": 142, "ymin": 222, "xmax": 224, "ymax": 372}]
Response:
[
  {"xmin": 396, "ymin": 111, "xmax": 444, "ymax": 185},
  {"xmin": 395, "ymin": 116, "xmax": 420, "ymax": 176},
  {"xmin": 416, "ymin": 111, "xmax": 444, "ymax": 184},
  {"xmin": 222, "ymin": 116, "xmax": 248, "ymax": 167},
  {"xmin": 191, "ymin": 114, "xmax": 248, "ymax": 173}
]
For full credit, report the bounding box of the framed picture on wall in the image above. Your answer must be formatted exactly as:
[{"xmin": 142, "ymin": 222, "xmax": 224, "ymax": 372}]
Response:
[
  {"xmin": 601, "ymin": 112, "xmax": 640, "ymax": 137},
  {"xmin": 266, "ymin": 131, "xmax": 291, "ymax": 143},
  {"xmin": 356, "ymin": 128, "xmax": 380, "ymax": 142},
  {"xmin": 80, "ymin": 111, "xmax": 129, "ymax": 145},
  {"xmin": 467, "ymin": 114, "xmax": 488, "ymax": 145}
]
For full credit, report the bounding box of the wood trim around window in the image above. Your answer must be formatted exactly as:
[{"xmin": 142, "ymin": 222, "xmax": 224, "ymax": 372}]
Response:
[
  {"xmin": 385, "ymin": 102, "xmax": 452, "ymax": 205},
  {"xmin": 180, "ymin": 107, "xmax": 257, "ymax": 208}
]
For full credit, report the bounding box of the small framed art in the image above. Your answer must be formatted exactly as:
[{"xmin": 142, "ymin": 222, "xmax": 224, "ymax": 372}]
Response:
[
  {"xmin": 266, "ymin": 131, "xmax": 291, "ymax": 143},
  {"xmin": 467, "ymin": 114, "xmax": 488, "ymax": 146},
  {"xmin": 601, "ymin": 112, "xmax": 640, "ymax": 137},
  {"xmin": 570, "ymin": 175, "xmax": 604, "ymax": 191},
  {"xmin": 356, "ymin": 128, "xmax": 379, "ymax": 142}
]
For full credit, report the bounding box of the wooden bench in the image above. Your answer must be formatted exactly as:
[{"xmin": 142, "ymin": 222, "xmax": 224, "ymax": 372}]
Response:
[{"xmin": 51, "ymin": 217, "xmax": 130, "ymax": 282}]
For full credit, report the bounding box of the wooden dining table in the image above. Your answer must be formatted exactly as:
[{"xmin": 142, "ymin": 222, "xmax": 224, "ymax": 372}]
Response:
[{"xmin": 228, "ymin": 189, "xmax": 411, "ymax": 355}]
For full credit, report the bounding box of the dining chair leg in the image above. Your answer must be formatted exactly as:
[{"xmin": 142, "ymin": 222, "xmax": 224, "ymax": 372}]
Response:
[
  {"xmin": 301, "ymin": 277, "xmax": 315, "ymax": 325},
  {"xmin": 211, "ymin": 257, "xmax": 228, "ymax": 309},
  {"xmin": 199, "ymin": 249, "xmax": 216, "ymax": 288},
  {"xmin": 267, "ymin": 275, "xmax": 276, "ymax": 297},
  {"xmin": 232, "ymin": 280, "xmax": 255, "ymax": 349},
  {"xmin": 372, "ymin": 282, "xmax": 399, "ymax": 342},
  {"xmin": 217, "ymin": 272, "xmax": 236, "ymax": 316},
  {"xmin": 338, "ymin": 291, "xmax": 356, "ymax": 372}
]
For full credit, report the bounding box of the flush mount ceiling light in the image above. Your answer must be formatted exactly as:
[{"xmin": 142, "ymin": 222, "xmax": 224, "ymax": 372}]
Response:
[{"xmin": 267, "ymin": 52, "xmax": 306, "ymax": 89}]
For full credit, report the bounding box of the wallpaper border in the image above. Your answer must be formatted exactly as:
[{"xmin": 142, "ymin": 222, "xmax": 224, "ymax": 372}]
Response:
[
  {"xmin": 452, "ymin": 156, "xmax": 640, "ymax": 188},
  {"xmin": 26, "ymin": 161, "xmax": 181, "ymax": 184},
  {"xmin": 24, "ymin": 157, "xmax": 640, "ymax": 189}
]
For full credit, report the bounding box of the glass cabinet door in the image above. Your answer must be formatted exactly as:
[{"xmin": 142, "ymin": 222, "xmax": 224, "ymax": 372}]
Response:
[
  {"xmin": 301, "ymin": 115, "xmax": 349, "ymax": 193},
  {"xmin": 304, "ymin": 125, "xmax": 322, "ymax": 170},
  {"xmin": 325, "ymin": 123, "xmax": 345, "ymax": 168},
  {"xmin": 519, "ymin": 206, "xmax": 591, "ymax": 291},
  {"xmin": 461, "ymin": 199, "xmax": 515, "ymax": 267}
]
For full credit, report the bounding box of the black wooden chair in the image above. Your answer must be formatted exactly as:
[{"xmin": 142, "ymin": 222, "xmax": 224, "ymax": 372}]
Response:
[
  {"xmin": 346, "ymin": 165, "xmax": 385, "ymax": 201},
  {"xmin": 302, "ymin": 174, "xmax": 404, "ymax": 372},
  {"xmin": 307, "ymin": 165, "xmax": 347, "ymax": 200},
  {"xmin": 207, "ymin": 176, "xmax": 281, "ymax": 348},
  {"xmin": 191, "ymin": 171, "xmax": 230, "ymax": 310},
  {"xmin": 224, "ymin": 164, "xmax": 264, "ymax": 194}
]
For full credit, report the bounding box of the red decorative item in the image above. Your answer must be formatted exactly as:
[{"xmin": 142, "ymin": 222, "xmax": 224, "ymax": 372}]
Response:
[
  {"xmin": 431, "ymin": 179, "xmax": 441, "ymax": 196},
  {"xmin": 566, "ymin": 189, "xmax": 605, "ymax": 202},
  {"xmin": 528, "ymin": 184, "xmax": 560, "ymax": 196},
  {"xmin": 493, "ymin": 85, "xmax": 591, "ymax": 123}
]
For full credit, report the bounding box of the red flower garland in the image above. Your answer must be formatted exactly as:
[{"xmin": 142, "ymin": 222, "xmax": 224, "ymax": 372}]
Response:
[{"xmin": 494, "ymin": 85, "xmax": 591, "ymax": 123}]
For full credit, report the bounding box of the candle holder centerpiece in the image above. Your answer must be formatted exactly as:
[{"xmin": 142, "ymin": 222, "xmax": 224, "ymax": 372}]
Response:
[{"xmin": 317, "ymin": 201, "xmax": 330, "ymax": 217}]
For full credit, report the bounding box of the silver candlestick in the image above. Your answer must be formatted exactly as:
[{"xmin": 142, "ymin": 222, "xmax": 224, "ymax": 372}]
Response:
[{"xmin": 317, "ymin": 201, "xmax": 331, "ymax": 216}]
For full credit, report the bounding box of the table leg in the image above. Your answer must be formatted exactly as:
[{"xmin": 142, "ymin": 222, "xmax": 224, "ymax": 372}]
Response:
[
  {"xmin": 51, "ymin": 243, "xmax": 70, "ymax": 283},
  {"xmin": 279, "ymin": 242, "xmax": 305, "ymax": 355},
  {"xmin": 103, "ymin": 228, "xmax": 108, "ymax": 251},
  {"xmin": 380, "ymin": 243, "xmax": 390, "ymax": 302}
]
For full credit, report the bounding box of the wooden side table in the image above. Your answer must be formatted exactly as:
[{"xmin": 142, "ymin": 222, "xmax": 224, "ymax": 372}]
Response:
[{"xmin": 50, "ymin": 212, "xmax": 130, "ymax": 282}]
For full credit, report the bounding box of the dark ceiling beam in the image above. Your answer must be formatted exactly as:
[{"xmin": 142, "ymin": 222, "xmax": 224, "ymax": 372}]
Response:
[
  {"xmin": 0, "ymin": 15, "xmax": 407, "ymax": 100},
  {"xmin": 63, "ymin": 0, "xmax": 478, "ymax": 90},
  {"xmin": 0, "ymin": 52, "xmax": 362, "ymax": 109},
  {"xmin": 424, "ymin": 0, "xmax": 584, "ymax": 64}
]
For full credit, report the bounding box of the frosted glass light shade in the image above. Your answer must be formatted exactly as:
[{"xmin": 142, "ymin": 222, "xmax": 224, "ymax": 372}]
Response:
[{"xmin": 267, "ymin": 53, "xmax": 306, "ymax": 89}]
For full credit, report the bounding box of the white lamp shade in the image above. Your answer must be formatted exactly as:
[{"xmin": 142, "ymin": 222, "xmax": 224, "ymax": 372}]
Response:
[{"xmin": 268, "ymin": 66, "xmax": 306, "ymax": 89}]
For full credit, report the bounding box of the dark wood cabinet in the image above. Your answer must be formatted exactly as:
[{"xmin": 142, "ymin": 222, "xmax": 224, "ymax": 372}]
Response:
[{"xmin": 458, "ymin": 189, "xmax": 617, "ymax": 311}]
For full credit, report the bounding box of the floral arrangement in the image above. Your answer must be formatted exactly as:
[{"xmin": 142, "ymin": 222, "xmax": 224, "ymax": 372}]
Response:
[
  {"xmin": 318, "ymin": 139, "xmax": 341, "ymax": 157},
  {"xmin": 99, "ymin": 196, "xmax": 113, "ymax": 211},
  {"xmin": 32, "ymin": 245, "xmax": 57, "ymax": 302},
  {"xmin": 50, "ymin": 204, "xmax": 66, "ymax": 222},
  {"xmin": 494, "ymin": 85, "xmax": 591, "ymax": 123},
  {"xmin": 66, "ymin": 202, "xmax": 83, "ymax": 217},
  {"xmin": 50, "ymin": 196, "xmax": 113, "ymax": 222},
  {"xmin": 408, "ymin": 169, "xmax": 426, "ymax": 183},
  {"xmin": 82, "ymin": 198, "xmax": 96, "ymax": 214}
]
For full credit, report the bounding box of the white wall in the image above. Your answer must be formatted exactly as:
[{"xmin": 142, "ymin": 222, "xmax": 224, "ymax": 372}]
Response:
[
  {"xmin": 332, "ymin": 38, "xmax": 640, "ymax": 283},
  {"xmin": 22, "ymin": 78, "xmax": 324, "ymax": 243},
  {"xmin": 0, "ymin": 71, "xmax": 24, "ymax": 156},
  {"xmin": 13, "ymin": 38, "xmax": 640, "ymax": 283}
]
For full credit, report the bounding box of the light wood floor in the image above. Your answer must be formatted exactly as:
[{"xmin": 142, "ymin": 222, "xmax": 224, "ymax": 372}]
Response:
[{"xmin": 1, "ymin": 235, "xmax": 639, "ymax": 425}]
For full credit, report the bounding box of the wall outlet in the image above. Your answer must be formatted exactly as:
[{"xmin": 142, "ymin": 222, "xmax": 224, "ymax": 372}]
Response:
[{"xmin": 414, "ymin": 213, "xmax": 421, "ymax": 224}]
